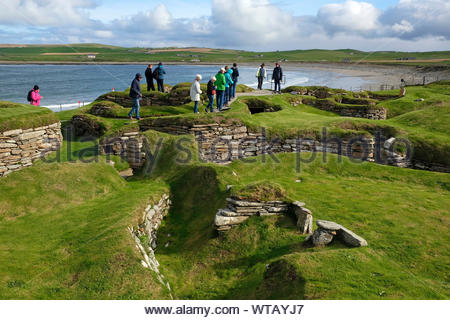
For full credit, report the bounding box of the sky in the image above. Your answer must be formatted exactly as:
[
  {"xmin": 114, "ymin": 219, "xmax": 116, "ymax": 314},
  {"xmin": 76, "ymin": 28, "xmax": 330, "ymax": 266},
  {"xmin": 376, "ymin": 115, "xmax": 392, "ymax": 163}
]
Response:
[{"xmin": 0, "ymin": 0, "xmax": 449, "ymax": 51}]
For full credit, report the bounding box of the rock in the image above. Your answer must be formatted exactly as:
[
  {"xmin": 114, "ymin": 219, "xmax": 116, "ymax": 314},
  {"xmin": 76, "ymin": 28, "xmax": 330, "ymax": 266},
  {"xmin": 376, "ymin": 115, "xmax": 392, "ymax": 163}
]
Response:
[
  {"xmin": 214, "ymin": 214, "xmax": 249, "ymax": 227},
  {"xmin": 338, "ymin": 227, "xmax": 368, "ymax": 247},
  {"xmin": 226, "ymin": 198, "xmax": 262, "ymax": 207},
  {"xmin": 316, "ymin": 220, "xmax": 342, "ymax": 231},
  {"xmin": 297, "ymin": 213, "xmax": 313, "ymax": 234},
  {"xmin": 2, "ymin": 129, "xmax": 22, "ymax": 136},
  {"xmin": 217, "ymin": 208, "xmax": 242, "ymax": 217},
  {"xmin": 292, "ymin": 201, "xmax": 306, "ymax": 207},
  {"xmin": 383, "ymin": 137, "xmax": 396, "ymax": 150},
  {"xmin": 312, "ymin": 228, "xmax": 335, "ymax": 246}
]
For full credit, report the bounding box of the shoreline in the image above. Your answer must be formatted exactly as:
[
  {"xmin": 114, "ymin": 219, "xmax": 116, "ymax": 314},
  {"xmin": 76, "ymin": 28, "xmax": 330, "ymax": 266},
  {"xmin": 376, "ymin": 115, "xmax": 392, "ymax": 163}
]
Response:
[{"xmin": 2, "ymin": 61, "xmax": 447, "ymax": 89}]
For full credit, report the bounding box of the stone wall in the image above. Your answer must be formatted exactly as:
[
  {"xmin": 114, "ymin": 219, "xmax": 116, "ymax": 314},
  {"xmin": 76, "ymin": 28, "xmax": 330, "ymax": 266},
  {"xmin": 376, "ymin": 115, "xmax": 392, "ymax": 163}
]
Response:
[
  {"xmin": 214, "ymin": 197, "xmax": 313, "ymax": 234},
  {"xmin": 0, "ymin": 123, "xmax": 63, "ymax": 177},
  {"xmin": 129, "ymin": 193, "xmax": 173, "ymax": 298},
  {"xmin": 290, "ymin": 96, "xmax": 387, "ymax": 120},
  {"xmin": 140, "ymin": 121, "xmax": 376, "ymax": 164},
  {"xmin": 98, "ymin": 131, "xmax": 146, "ymax": 171}
]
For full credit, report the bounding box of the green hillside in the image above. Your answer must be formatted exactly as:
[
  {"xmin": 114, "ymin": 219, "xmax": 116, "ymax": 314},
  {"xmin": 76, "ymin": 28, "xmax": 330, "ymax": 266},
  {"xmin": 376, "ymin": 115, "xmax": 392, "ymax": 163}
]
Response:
[
  {"xmin": 0, "ymin": 80, "xmax": 449, "ymax": 299},
  {"xmin": 0, "ymin": 44, "xmax": 449, "ymax": 66}
]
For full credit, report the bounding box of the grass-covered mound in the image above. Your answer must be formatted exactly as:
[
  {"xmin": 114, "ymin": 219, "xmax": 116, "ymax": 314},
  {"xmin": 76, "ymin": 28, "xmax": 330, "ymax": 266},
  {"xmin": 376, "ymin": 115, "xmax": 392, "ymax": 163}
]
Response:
[
  {"xmin": 0, "ymin": 160, "xmax": 171, "ymax": 299},
  {"xmin": 139, "ymin": 133, "xmax": 450, "ymax": 299},
  {"xmin": 376, "ymin": 81, "xmax": 450, "ymax": 117},
  {"xmin": 0, "ymin": 101, "xmax": 59, "ymax": 133},
  {"xmin": 0, "ymin": 117, "xmax": 449, "ymax": 299},
  {"xmin": 88, "ymin": 100, "xmax": 192, "ymax": 119},
  {"xmin": 231, "ymin": 181, "xmax": 288, "ymax": 202}
]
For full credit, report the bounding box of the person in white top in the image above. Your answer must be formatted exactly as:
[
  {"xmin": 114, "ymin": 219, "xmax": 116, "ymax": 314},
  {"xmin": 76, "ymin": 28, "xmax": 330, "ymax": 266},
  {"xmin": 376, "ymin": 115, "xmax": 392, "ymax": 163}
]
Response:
[
  {"xmin": 256, "ymin": 63, "xmax": 266, "ymax": 90},
  {"xmin": 190, "ymin": 74, "xmax": 203, "ymax": 113}
]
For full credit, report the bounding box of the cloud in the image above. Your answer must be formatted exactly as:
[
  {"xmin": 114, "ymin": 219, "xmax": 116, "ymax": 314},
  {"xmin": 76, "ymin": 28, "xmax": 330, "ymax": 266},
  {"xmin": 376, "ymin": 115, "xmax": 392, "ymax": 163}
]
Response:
[
  {"xmin": 0, "ymin": 0, "xmax": 97, "ymax": 27},
  {"xmin": 211, "ymin": 0, "xmax": 299, "ymax": 46},
  {"xmin": 317, "ymin": 0, "xmax": 381, "ymax": 35},
  {"xmin": 0, "ymin": 0, "xmax": 448, "ymax": 51},
  {"xmin": 380, "ymin": 0, "xmax": 450, "ymax": 40}
]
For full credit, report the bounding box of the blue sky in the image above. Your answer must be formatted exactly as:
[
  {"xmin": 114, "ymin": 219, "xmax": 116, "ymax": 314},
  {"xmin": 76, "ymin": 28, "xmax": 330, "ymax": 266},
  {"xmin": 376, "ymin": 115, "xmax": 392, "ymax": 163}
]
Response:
[
  {"xmin": 0, "ymin": 0, "xmax": 449, "ymax": 51},
  {"xmin": 90, "ymin": 0, "xmax": 395, "ymax": 19}
]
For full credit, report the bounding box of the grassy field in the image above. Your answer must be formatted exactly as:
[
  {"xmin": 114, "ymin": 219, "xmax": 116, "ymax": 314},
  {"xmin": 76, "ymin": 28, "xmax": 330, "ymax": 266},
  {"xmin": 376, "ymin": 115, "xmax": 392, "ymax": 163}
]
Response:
[
  {"xmin": 0, "ymin": 44, "xmax": 449, "ymax": 67},
  {"xmin": 0, "ymin": 79, "xmax": 448, "ymax": 300}
]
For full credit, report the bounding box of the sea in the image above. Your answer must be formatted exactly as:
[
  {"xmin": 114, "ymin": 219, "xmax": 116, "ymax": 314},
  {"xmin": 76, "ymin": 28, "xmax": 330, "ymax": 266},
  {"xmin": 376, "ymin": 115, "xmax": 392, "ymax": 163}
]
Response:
[{"xmin": 0, "ymin": 64, "xmax": 371, "ymax": 112}]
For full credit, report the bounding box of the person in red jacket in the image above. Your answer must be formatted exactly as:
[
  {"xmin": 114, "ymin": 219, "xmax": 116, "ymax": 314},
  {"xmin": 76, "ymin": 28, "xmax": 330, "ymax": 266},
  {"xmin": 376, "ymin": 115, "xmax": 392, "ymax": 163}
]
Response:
[{"xmin": 30, "ymin": 85, "xmax": 43, "ymax": 106}]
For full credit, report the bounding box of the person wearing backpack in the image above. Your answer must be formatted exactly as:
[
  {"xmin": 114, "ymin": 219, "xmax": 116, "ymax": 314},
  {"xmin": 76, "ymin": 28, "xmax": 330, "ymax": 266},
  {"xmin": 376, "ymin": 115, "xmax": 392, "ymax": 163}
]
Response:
[
  {"xmin": 145, "ymin": 64, "xmax": 155, "ymax": 91},
  {"xmin": 230, "ymin": 63, "xmax": 239, "ymax": 98},
  {"xmin": 153, "ymin": 62, "xmax": 167, "ymax": 93},
  {"xmin": 190, "ymin": 74, "xmax": 203, "ymax": 114},
  {"xmin": 128, "ymin": 73, "xmax": 143, "ymax": 120},
  {"xmin": 28, "ymin": 85, "xmax": 43, "ymax": 106}
]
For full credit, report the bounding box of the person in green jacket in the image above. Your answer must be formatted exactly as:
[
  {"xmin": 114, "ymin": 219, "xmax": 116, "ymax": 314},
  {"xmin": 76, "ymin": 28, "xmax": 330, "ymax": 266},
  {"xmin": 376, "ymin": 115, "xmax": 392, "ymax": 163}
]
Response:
[{"xmin": 214, "ymin": 68, "xmax": 226, "ymax": 111}]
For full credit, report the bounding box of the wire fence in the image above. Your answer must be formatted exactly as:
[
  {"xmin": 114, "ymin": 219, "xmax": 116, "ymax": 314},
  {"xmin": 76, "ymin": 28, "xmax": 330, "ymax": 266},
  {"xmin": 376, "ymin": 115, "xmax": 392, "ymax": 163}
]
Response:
[
  {"xmin": 353, "ymin": 74, "xmax": 445, "ymax": 92},
  {"xmin": 266, "ymin": 73, "xmax": 446, "ymax": 92}
]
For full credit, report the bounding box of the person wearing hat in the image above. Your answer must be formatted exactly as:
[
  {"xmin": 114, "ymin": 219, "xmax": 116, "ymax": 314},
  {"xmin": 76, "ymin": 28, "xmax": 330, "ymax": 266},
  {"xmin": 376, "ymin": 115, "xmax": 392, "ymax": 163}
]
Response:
[
  {"xmin": 190, "ymin": 74, "xmax": 203, "ymax": 114},
  {"xmin": 128, "ymin": 73, "xmax": 143, "ymax": 120},
  {"xmin": 206, "ymin": 76, "xmax": 216, "ymax": 113},
  {"xmin": 214, "ymin": 68, "xmax": 226, "ymax": 111},
  {"xmin": 153, "ymin": 62, "xmax": 167, "ymax": 93}
]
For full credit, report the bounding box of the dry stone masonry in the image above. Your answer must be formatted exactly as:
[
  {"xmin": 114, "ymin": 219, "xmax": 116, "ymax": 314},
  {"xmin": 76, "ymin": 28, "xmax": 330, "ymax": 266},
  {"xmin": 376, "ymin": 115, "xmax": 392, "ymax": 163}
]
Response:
[
  {"xmin": 0, "ymin": 123, "xmax": 62, "ymax": 177},
  {"xmin": 99, "ymin": 131, "xmax": 146, "ymax": 171},
  {"xmin": 305, "ymin": 220, "xmax": 368, "ymax": 247},
  {"xmin": 214, "ymin": 197, "xmax": 313, "ymax": 234},
  {"xmin": 129, "ymin": 194, "xmax": 173, "ymax": 298},
  {"xmin": 140, "ymin": 121, "xmax": 376, "ymax": 165}
]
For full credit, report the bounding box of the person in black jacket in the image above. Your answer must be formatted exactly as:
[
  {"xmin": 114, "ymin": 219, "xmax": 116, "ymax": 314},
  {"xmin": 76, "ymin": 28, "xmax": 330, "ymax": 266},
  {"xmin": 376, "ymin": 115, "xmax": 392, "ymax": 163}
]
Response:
[
  {"xmin": 128, "ymin": 73, "xmax": 142, "ymax": 120},
  {"xmin": 230, "ymin": 63, "xmax": 239, "ymax": 98},
  {"xmin": 272, "ymin": 62, "xmax": 283, "ymax": 94},
  {"xmin": 205, "ymin": 76, "xmax": 216, "ymax": 113},
  {"xmin": 145, "ymin": 64, "xmax": 155, "ymax": 91}
]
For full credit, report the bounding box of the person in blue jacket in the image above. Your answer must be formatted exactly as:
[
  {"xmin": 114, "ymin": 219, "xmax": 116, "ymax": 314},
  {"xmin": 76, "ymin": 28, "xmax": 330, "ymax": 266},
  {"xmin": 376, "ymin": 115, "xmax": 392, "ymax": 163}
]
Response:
[
  {"xmin": 153, "ymin": 62, "xmax": 167, "ymax": 93},
  {"xmin": 128, "ymin": 73, "xmax": 142, "ymax": 120},
  {"xmin": 224, "ymin": 66, "xmax": 234, "ymax": 106}
]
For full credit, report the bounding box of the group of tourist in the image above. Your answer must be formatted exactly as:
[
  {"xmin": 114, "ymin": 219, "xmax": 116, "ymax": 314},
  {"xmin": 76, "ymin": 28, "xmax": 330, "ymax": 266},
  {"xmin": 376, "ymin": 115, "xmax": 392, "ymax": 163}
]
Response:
[
  {"xmin": 190, "ymin": 62, "xmax": 283, "ymax": 114},
  {"xmin": 26, "ymin": 61, "xmax": 282, "ymax": 120},
  {"xmin": 144, "ymin": 62, "xmax": 167, "ymax": 93},
  {"xmin": 256, "ymin": 62, "xmax": 283, "ymax": 92},
  {"xmin": 206, "ymin": 63, "xmax": 240, "ymax": 113}
]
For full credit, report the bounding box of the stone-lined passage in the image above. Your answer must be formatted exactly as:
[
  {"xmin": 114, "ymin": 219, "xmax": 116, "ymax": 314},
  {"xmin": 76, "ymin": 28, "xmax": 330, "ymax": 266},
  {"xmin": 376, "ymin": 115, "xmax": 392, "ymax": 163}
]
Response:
[{"xmin": 129, "ymin": 194, "xmax": 173, "ymax": 298}]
